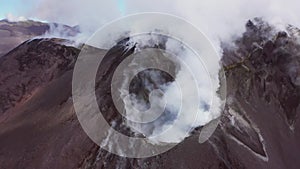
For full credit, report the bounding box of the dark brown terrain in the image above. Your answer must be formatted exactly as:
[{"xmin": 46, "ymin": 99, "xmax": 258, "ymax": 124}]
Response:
[
  {"xmin": 0, "ymin": 19, "xmax": 79, "ymax": 57},
  {"xmin": 0, "ymin": 19, "xmax": 299, "ymax": 169}
]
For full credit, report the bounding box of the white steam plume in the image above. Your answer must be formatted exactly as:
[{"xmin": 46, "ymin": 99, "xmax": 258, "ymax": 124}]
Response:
[
  {"xmin": 26, "ymin": 0, "xmax": 300, "ymax": 51},
  {"xmin": 5, "ymin": 13, "xmax": 27, "ymax": 22},
  {"xmin": 116, "ymin": 35, "xmax": 221, "ymax": 144}
]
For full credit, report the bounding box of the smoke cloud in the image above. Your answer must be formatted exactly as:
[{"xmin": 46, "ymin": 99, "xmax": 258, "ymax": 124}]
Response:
[
  {"xmin": 111, "ymin": 34, "xmax": 221, "ymax": 144},
  {"xmin": 25, "ymin": 0, "xmax": 300, "ymax": 51},
  {"xmin": 5, "ymin": 13, "xmax": 27, "ymax": 22}
]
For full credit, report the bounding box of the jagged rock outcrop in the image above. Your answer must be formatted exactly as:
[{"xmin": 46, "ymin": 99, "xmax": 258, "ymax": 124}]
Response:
[{"xmin": 218, "ymin": 18, "xmax": 300, "ymax": 168}]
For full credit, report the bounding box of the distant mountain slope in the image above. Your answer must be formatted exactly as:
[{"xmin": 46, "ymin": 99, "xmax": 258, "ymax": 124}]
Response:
[{"xmin": 0, "ymin": 19, "xmax": 79, "ymax": 57}]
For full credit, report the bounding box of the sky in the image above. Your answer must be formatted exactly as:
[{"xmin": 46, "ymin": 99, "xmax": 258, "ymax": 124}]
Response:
[{"xmin": 0, "ymin": 0, "xmax": 35, "ymax": 19}]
